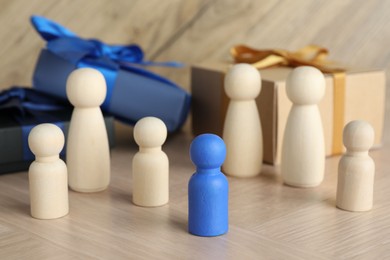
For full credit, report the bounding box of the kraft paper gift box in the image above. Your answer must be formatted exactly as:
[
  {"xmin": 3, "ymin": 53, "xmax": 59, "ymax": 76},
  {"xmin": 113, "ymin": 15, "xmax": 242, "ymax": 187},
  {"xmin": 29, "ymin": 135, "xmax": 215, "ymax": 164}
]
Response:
[
  {"xmin": 191, "ymin": 61, "xmax": 385, "ymax": 165},
  {"xmin": 0, "ymin": 87, "xmax": 115, "ymax": 174},
  {"xmin": 31, "ymin": 16, "xmax": 191, "ymax": 132}
]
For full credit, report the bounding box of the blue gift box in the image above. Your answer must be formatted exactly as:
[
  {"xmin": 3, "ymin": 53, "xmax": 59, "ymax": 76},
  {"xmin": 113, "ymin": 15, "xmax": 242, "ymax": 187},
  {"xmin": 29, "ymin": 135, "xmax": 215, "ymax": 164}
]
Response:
[
  {"xmin": 0, "ymin": 87, "xmax": 115, "ymax": 174},
  {"xmin": 31, "ymin": 16, "xmax": 191, "ymax": 132}
]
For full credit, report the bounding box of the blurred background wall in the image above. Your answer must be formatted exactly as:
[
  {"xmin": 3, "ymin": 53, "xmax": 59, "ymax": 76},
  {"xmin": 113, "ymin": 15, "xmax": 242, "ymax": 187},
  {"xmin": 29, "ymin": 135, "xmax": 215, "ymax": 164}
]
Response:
[{"xmin": 1, "ymin": 0, "xmax": 389, "ymax": 132}]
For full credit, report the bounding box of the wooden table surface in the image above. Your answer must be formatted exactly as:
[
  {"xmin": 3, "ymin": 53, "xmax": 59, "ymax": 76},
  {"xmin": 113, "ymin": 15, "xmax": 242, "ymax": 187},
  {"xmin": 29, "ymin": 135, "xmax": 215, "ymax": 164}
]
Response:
[
  {"xmin": 0, "ymin": 116, "xmax": 389, "ymax": 259},
  {"xmin": 1, "ymin": 1, "xmax": 390, "ymax": 259}
]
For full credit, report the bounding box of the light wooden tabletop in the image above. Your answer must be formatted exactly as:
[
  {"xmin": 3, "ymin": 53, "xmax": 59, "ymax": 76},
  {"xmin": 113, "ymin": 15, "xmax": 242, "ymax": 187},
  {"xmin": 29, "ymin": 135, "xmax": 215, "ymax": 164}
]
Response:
[
  {"xmin": 1, "ymin": 1, "xmax": 390, "ymax": 259},
  {"xmin": 0, "ymin": 116, "xmax": 389, "ymax": 259}
]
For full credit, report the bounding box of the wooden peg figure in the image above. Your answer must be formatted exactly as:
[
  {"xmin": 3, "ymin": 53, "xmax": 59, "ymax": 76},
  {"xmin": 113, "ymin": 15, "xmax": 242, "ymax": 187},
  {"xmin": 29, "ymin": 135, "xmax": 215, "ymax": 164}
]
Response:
[
  {"xmin": 281, "ymin": 66, "xmax": 325, "ymax": 187},
  {"xmin": 336, "ymin": 120, "xmax": 375, "ymax": 212},
  {"xmin": 188, "ymin": 134, "xmax": 228, "ymax": 237},
  {"xmin": 66, "ymin": 68, "xmax": 111, "ymax": 192},
  {"xmin": 222, "ymin": 63, "xmax": 263, "ymax": 178},
  {"xmin": 28, "ymin": 123, "xmax": 69, "ymax": 219},
  {"xmin": 132, "ymin": 117, "xmax": 169, "ymax": 207}
]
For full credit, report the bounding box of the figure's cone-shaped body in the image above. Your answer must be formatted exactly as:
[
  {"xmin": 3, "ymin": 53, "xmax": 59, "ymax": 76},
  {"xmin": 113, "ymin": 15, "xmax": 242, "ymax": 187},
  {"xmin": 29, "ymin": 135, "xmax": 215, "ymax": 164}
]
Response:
[
  {"xmin": 66, "ymin": 68, "xmax": 110, "ymax": 192},
  {"xmin": 222, "ymin": 64, "xmax": 263, "ymax": 178},
  {"xmin": 281, "ymin": 66, "xmax": 326, "ymax": 187}
]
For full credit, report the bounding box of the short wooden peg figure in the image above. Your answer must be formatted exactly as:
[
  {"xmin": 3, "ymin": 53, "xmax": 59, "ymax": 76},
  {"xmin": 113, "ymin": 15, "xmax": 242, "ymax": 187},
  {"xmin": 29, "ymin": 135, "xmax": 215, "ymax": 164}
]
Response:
[
  {"xmin": 336, "ymin": 120, "xmax": 375, "ymax": 212},
  {"xmin": 188, "ymin": 134, "xmax": 228, "ymax": 237},
  {"xmin": 222, "ymin": 63, "xmax": 263, "ymax": 178},
  {"xmin": 66, "ymin": 68, "xmax": 111, "ymax": 192},
  {"xmin": 132, "ymin": 117, "xmax": 169, "ymax": 207},
  {"xmin": 28, "ymin": 123, "xmax": 69, "ymax": 219},
  {"xmin": 281, "ymin": 66, "xmax": 326, "ymax": 187}
]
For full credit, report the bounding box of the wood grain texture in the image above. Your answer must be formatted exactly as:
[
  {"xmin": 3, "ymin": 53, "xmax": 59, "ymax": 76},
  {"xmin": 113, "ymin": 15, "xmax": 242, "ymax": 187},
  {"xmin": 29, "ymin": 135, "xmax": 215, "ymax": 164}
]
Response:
[
  {"xmin": 1, "ymin": 121, "xmax": 390, "ymax": 258},
  {"xmin": 0, "ymin": 0, "xmax": 390, "ymax": 258}
]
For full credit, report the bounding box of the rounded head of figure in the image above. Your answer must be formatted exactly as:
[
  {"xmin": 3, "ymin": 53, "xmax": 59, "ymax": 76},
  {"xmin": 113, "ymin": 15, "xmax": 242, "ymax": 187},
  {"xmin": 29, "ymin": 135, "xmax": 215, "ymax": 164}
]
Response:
[
  {"xmin": 190, "ymin": 134, "xmax": 226, "ymax": 169},
  {"xmin": 134, "ymin": 117, "xmax": 167, "ymax": 148},
  {"xmin": 286, "ymin": 66, "xmax": 325, "ymax": 105},
  {"xmin": 224, "ymin": 63, "xmax": 261, "ymax": 100},
  {"xmin": 28, "ymin": 123, "xmax": 64, "ymax": 158},
  {"xmin": 343, "ymin": 120, "xmax": 374, "ymax": 152},
  {"xmin": 66, "ymin": 68, "xmax": 107, "ymax": 108}
]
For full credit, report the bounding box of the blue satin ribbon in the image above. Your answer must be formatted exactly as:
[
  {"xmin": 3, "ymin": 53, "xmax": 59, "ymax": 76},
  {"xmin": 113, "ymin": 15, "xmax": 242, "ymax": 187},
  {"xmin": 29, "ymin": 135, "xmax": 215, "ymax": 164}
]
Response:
[
  {"xmin": 0, "ymin": 87, "xmax": 69, "ymax": 118},
  {"xmin": 31, "ymin": 15, "xmax": 183, "ymax": 111}
]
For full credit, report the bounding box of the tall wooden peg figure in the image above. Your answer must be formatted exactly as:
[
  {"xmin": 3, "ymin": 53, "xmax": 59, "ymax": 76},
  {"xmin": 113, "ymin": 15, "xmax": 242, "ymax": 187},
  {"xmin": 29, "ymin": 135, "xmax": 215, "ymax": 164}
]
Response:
[
  {"xmin": 66, "ymin": 68, "xmax": 110, "ymax": 192},
  {"xmin": 28, "ymin": 123, "xmax": 69, "ymax": 219},
  {"xmin": 281, "ymin": 66, "xmax": 326, "ymax": 187},
  {"xmin": 189, "ymin": 134, "xmax": 228, "ymax": 237},
  {"xmin": 222, "ymin": 63, "xmax": 263, "ymax": 178},
  {"xmin": 132, "ymin": 117, "xmax": 169, "ymax": 207},
  {"xmin": 336, "ymin": 120, "xmax": 375, "ymax": 212}
]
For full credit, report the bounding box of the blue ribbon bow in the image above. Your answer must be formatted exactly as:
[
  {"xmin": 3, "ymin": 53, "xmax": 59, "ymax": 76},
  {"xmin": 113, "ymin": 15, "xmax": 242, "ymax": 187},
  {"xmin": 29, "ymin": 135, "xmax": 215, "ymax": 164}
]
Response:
[{"xmin": 31, "ymin": 15, "xmax": 183, "ymax": 110}]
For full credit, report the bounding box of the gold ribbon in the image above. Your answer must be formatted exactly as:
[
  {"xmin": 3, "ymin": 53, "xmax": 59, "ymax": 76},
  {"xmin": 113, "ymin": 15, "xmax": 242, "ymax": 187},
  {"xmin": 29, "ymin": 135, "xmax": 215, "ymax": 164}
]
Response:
[{"xmin": 231, "ymin": 45, "xmax": 346, "ymax": 154}]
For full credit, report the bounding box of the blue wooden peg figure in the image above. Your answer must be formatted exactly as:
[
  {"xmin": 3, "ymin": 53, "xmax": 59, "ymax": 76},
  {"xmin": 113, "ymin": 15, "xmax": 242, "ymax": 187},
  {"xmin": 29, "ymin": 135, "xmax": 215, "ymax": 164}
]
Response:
[{"xmin": 188, "ymin": 133, "xmax": 229, "ymax": 237}]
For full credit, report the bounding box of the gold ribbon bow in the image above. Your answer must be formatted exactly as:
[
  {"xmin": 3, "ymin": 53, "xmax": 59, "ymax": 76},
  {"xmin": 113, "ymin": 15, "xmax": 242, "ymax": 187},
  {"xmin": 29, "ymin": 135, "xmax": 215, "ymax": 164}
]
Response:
[{"xmin": 231, "ymin": 45, "xmax": 346, "ymax": 154}]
